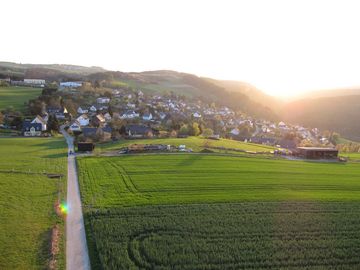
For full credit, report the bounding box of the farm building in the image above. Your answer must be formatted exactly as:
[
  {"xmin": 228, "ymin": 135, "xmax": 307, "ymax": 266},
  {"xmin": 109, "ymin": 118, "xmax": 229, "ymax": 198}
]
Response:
[
  {"xmin": 24, "ymin": 79, "xmax": 46, "ymax": 86},
  {"xmin": 60, "ymin": 81, "xmax": 82, "ymax": 88},
  {"xmin": 297, "ymin": 147, "xmax": 338, "ymax": 159},
  {"xmin": 77, "ymin": 142, "xmax": 95, "ymax": 152}
]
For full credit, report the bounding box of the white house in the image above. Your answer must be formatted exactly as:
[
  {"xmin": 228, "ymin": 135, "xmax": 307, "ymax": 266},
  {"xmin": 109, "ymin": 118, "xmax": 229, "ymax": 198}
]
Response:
[
  {"xmin": 230, "ymin": 128, "xmax": 240, "ymax": 136},
  {"xmin": 142, "ymin": 113, "xmax": 153, "ymax": 121},
  {"xmin": 159, "ymin": 112, "xmax": 167, "ymax": 120},
  {"xmin": 31, "ymin": 115, "xmax": 47, "ymax": 131},
  {"xmin": 77, "ymin": 107, "xmax": 88, "ymax": 114},
  {"xmin": 127, "ymin": 103, "xmax": 136, "ymax": 109},
  {"xmin": 121, "ymin": 110, "xmax": 139, "ymax": 119},
  {"xmin": 193, "ymin": 112, "xmax": 202, "ymax": 118},
  {"xmin": 60, "ymin": 82, "xmax": 82, "ymax": 88},
  {"xmin": 278, "ymin": 121, "xmax": 287, "ymax": 129},
  {"xmin": 89, "ymin": 105, "xmax": 97, "ymax": 112},
  {"xmin": 97, "ymin": 97, "xmax": 110, "ymax": 104},
  {"xmin": 69, "ymin": 121, "xmax": 82, "ymax": 132},
  {"xmin": 104, "ymin": 112, "xmax": 112, "ymax": 122},
  {"xmin": 24, "ymin": 79, "xmax": 46, "ymax": 86},
  {"xmin": 76, "ymin": 114, "xmax": 90, "ymax": 126}
]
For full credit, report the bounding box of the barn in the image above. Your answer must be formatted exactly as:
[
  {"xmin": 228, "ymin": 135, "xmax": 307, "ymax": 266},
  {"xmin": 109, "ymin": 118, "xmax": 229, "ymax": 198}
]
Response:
[
  {"xmin": 77, "ymin": 142, "xmax": 95, "ymax": 152},
  {"xmin": 297, "ymin": 147, "xmax": 338, "ymax": 159}
]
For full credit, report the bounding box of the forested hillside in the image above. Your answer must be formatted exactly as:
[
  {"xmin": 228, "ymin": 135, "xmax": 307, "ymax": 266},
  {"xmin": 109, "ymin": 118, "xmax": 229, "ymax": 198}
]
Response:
[{"xmin": 282, "ymin": 95, "xmax": 360, "ymax": 141}]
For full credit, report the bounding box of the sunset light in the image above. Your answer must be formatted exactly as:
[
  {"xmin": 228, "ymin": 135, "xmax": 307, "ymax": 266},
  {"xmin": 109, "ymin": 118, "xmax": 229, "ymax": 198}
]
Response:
[{"xmin": 1, "ymin": 0, "xmax": 360, "ymax": 97}]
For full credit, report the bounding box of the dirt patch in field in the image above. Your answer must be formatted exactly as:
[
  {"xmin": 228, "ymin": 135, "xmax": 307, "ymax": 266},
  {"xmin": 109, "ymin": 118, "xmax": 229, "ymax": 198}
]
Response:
[{"xmin": 48, "ymin": 225, "xmax": 61, "ymax": 270}]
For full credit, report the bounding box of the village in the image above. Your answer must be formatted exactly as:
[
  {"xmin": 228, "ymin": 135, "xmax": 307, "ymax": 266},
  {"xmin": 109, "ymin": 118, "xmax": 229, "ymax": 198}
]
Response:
[{"xmin": 0, "ymin": 78, "xmax": 338, "ymax": 155}]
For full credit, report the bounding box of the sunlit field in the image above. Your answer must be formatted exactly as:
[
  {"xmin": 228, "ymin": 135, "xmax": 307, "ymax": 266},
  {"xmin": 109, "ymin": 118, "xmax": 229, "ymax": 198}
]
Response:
[
  {"xmin": 0, "ymin": 138, "xmax": 67, "ymax": 269},
  {"xmin": 78, "ymin": 154, "xmax": 360, "ymax": 269},
  {"xmin": 0, "ymin": 86, "xmax": 42, "ymax": 111}
]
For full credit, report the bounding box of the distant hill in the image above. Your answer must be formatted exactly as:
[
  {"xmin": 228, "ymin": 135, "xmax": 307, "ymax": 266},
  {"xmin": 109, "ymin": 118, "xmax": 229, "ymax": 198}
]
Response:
[
  {"xmin": 282, "ymin": 95, "xmax": 360, "ymax": 141},
  {"xmin": 0, "ymin": 62, "xmax": 105, "ymax": 80},
  {"xmin": 205, "ymin": 79, "xmax": 283, "ymax": 111},
  {"xmin": 293, "ymin": 87, "xmax": 360, "ymax": 100}
]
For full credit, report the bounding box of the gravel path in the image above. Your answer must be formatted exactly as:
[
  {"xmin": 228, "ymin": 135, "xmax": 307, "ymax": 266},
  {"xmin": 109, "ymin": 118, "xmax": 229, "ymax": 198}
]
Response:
[{"xmin": 61, "ymin": 127, "xmax": 91, "ymax": 270}]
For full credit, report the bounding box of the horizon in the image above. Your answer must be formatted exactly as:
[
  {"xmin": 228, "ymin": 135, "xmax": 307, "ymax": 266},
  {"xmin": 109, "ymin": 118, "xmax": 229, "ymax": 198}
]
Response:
[{"xmin": 2, "ymin": 0, "xmax": 360, "ymax": 97}]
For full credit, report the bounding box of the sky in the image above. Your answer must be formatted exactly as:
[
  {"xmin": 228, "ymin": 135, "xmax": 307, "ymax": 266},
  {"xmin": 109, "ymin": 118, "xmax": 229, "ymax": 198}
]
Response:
[{"xmin": 1, "ymin": 0, "xmax": 360, "ymax": 97}]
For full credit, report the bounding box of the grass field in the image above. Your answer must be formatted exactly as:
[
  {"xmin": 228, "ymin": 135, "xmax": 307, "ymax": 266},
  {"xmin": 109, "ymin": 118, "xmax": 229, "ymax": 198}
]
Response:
[
  {"xmin": 0, "ymin": 138, "xmax": 67, "ymax": 270},
  {"xmin": 99, "ymin": 136, "xmax": 275, "ymax": 153},
  {"xmin": 78, "ymin": 154, "xmax": 360, "ymax": 269},
  {"xmin": 0, "ymin": 86, "xmax": 42, "ymax": 111}
]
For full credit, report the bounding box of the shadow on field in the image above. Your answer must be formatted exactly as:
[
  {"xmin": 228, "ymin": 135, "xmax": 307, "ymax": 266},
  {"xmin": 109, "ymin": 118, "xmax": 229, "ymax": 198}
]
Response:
[
  {"xmin": 42, "ymin": 152, "xmax": 67, "ymax": 159},
  {"xmin": 36, "ymin": 228, "xmax": 52, "ymax": 269},
  {"xmin": 31, "ymin": 140, "xmax": 65, "ymax": 150},
  {"xmin": 178, "ymin": 154, "xmax": 204, "ymax": 167}
]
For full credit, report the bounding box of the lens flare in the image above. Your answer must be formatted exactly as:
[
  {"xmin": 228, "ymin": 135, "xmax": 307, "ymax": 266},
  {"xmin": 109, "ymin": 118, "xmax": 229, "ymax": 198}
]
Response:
[{"xmin": 59, "ymin": 202, "xmax": 68, "ymax": 215}]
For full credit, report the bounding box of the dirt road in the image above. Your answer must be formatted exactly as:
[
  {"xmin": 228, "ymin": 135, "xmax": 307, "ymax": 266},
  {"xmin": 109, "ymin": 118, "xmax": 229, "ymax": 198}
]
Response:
[{"xmin": 61, "ymin": 127, "xmax": 91, "ymax": 270}]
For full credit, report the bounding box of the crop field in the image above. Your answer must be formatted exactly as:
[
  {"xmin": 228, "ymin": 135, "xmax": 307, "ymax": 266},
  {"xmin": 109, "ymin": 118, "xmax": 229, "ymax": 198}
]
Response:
[
  {"xmin": 87, "ymin": 202, "xmax": 360, "ymax": 269},
  {"xmin": 0, "ymin": 138, "xmax": 67, "ymax": 269},
  {"xmin": 78, "ymin": 154, "xmax": 360, "ymax": 208},
  {"xmin": 99, "ymin": 136, "xmax": 275, "ymax": 153},
  {"xmin": 78, "ymin": 154, "xmax": 360, "ymax": 269},
  {"xmin": 0, "ymin": 86, "xmax": 42, "ymax": 111}
]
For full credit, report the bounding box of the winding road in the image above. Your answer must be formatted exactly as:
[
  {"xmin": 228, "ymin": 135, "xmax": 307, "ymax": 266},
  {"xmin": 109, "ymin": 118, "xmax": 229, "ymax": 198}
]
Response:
[{"xmin": 61, "ymin": 126, "xmax": 91, "ymax": 270}]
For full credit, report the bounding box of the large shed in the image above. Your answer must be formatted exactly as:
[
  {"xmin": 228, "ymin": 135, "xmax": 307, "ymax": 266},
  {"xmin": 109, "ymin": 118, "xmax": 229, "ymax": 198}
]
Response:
[
  {"xmin": 77, "ymin": 142, "xmax": 95, "ymax": 152},
  {"xmin": 297, "ymin": 147, "xmax": 338, "ymax": 159}
]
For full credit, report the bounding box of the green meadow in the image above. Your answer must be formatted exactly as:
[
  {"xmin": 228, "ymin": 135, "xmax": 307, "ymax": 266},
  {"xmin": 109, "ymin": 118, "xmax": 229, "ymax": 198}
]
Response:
[
  {"xmin": 78, "ymin": 153, "xmax": 360, "ymax": 269},
  {"xmin": 99, "ymin": 136, "xmax": 275, "ymax": 153},
  {"xmin": 0, "ymin": 86, "xmax": 42, "ymax": 111},
  {"xmin": 0, "ymin": 138, "xmax": 67, "ymax": 270}
]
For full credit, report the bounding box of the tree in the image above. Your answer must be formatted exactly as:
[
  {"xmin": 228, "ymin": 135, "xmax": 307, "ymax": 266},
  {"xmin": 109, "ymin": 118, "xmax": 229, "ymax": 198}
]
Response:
[
  {"xmin": 110, "ymin": 118, "xmax": 126, "ymax": 131},
  {"xmin": 202, "ymin": 128, "xmax": 214, "ymax": 137},
  {"xmin": 330, "ymin": 132, "xmax": 341, "ymax": 145},
  {"xmin": 179, "ymin": 124, "xmax": 189, "ymax": 136},
  {"xmin": 190, "ymin": 122, "xmax": 201, "ymax": 136},
  {"xmin": 47, "ymin": 115, "xmax": 59, "ymax": 132}
]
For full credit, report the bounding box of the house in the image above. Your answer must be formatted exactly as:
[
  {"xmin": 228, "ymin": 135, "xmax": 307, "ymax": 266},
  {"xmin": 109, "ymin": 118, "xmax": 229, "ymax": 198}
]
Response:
[
  {"xmin": 76, "ymin": 114, "xmax": 90, "ymax": 126},
  {"xmin": 77, "ymin": 107, "xmax": 88, "ymax": 114},
  {"xmin": 142, "ymin": 113, "xmax": 152, "ymax": 121},
  {"xmin": 121, "ymin": 110, "xmax": 139, "ymax": 119},
  {"xmin": 125, "ymin": 124, "xmax": 156, "ymax": 138},
  {"xmin": 193, "ymin": 112, "xmax": 202, "ymax": 118},
  {"xmin": 24, "ymin": 79, "xmax": 45, "ymax": 86},
  {"xmin": 82, "ymin": 127, "xmax": 97, "ymax": 138},
  {"xmin": 230, "ymin": 128, "xmax": 240, "ymax": 136},
  {"xmin": 89, "ymin": 105, "xmax": 97, "ymax": 112},
  {"xmin": 92, "ymin": 114, "xmax": 106, "ymax": 127},
  {"xmin": 97, "ymin": 97, "xmax": 110, "ymax": 104},
  {"xmin": 82, "ymin": 127, "xmax": 112, "ymax": 141},
  {"xmin": 278, "ymin": 121, "xmax": 287, "ymax": 129},
  {"xmin": 31, "ymin": 115, "xmax": 47, "ymax": 131},
  {"xmin": 104, "ymin": 112, "xmax": 112, "ymax": 122},
  {"xmin": 159, "ymin": 112, "xmax": 167, "ymax": 120},
  {"xmin": 47, "ymin": 107, "xmax": 68, "ymax": 120},
  {"xmin": 127, "ymin": 103, "xmax": 136, "ymax": 109},
  {"xmin": 23, "ymin": 121, "xmax": 42, "ymax": 136},
  {"xmin": 60, "ymin": 81, "xmax": 82, "ymax": 88},
  {"xmin": 69, "ymin": 121, "xmax": 82, "ymax": 132}
]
